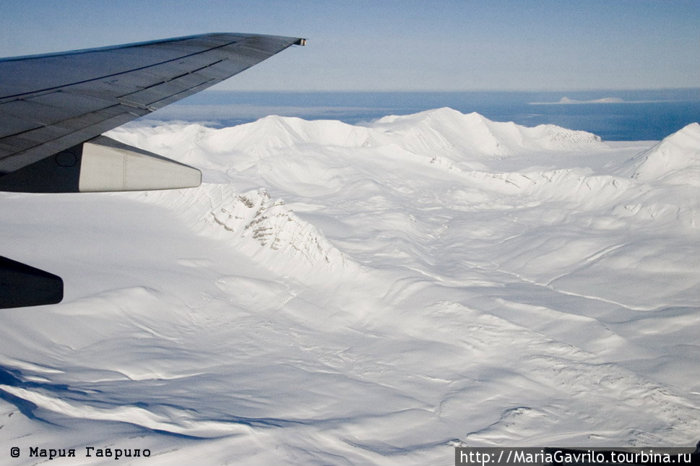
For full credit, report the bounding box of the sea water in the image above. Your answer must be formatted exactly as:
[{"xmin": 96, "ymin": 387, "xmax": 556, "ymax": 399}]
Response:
[{"xmin": 149, "ymin": 88, "xmax": 700, "ymax": 141}]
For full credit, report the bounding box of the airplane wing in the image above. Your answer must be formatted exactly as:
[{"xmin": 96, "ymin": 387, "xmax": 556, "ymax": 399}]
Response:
[
  {"xmin": 0, "ymin": 33, "xmax": 305, "ymax": 308},
  {"xmin": 0, "ymin": 32, "xmax": 305, "ymax": 192}
]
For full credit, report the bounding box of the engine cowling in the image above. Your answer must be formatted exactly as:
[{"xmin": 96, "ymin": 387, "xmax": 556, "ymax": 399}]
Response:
[{"xmin": 0, "ymin": 135, "xmax": 201, "ymax": 193}]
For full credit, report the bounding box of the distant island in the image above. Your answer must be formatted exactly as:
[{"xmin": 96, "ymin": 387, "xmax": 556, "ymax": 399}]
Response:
[
  {"xmin": 532, "ymin": 96, "xmax": 625, "ymax": 105},
  {"xmin": 558, "ymin": 96, "xmax": 625, "ymax": 104}
]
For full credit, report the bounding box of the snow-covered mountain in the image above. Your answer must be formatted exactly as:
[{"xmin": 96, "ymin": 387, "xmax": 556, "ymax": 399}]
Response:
[
  {"xmin": 629, "ymin": 122, "xmax": 700, "ymax": 185},
  {"xmin": 1, "ymin": 110, "xmax": 698, "ymax": 464}
]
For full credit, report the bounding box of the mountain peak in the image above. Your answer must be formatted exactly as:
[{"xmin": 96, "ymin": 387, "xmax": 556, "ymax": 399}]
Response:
[{"xmin": 631, "ymin": 123, "xmax": 700, "ymax": 184}]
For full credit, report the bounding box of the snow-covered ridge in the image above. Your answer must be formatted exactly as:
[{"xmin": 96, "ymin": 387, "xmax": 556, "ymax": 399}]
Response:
[
  {"xmin": 371, "ymin": 107, "xmax": 603, "ymax": 156},
  {"xmin": 630, "ymin": 123, "xmax": 700, "ymax": 185},
  {"xmin": 110, "ymin": 109, "xmax": 619, "ymax": 281},
  {"xmin": 112, "ymin": 108, "xmax": 604, "ymax": 173},
  {"xmin": 111, "ymin": 112, "xmax": 700, "ymax": 220},
  {"xmin": 113, "ymin": 110, "xmax": 700, "ymax": 234},
  {"xmin": 136, "ymin": 184, "xmax": 350, "ymax": 277}
]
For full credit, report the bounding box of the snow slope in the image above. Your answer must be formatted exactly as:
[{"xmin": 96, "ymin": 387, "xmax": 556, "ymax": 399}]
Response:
[
  {"xmin": 1, "ymin": 110, "xmax": 698, "ymax": 464},
  {"xmin": 629, "ymin": 122, "xmax": 700, "ymax": 185}
]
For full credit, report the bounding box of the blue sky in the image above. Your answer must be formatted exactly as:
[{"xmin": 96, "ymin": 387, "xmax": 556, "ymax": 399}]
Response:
[{"xmin": 1, "ymin": 0, "xmax": 698, "ymax": 91}]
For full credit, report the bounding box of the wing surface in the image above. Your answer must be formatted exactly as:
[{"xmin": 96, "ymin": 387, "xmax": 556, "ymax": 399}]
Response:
[
  {"xmin": 0, "ymin": 33, "xmax": 304, "ymax": 174},
  {"xmin": 0, "ymin": 32, "xmax": 305, "ymax": 307}
]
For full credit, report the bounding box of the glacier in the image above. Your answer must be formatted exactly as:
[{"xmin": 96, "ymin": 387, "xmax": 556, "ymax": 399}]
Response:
[{"xmin": 1, "ymin": 109, "xmax": 698, "ymax": 464}]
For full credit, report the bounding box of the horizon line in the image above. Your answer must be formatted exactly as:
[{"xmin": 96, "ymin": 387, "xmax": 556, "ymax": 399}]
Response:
[{"xmin": 207, "ymin": 87, "xmax": 700, "ymax": 94}]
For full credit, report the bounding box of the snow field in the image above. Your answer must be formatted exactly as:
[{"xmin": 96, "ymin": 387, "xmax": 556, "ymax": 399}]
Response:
[{"xmin": 1, "ymin": 109, "xmax": 698, "ymax": 464}]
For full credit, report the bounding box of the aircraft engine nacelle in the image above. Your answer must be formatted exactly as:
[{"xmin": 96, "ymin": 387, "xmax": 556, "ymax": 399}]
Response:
[
  {"xmin": 0, "ymin": 256, "xmax": 63, "ymax": 309},
  {"xmin": 0, "ymin": 136, "xmax": 201, "ymax": 193}
]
